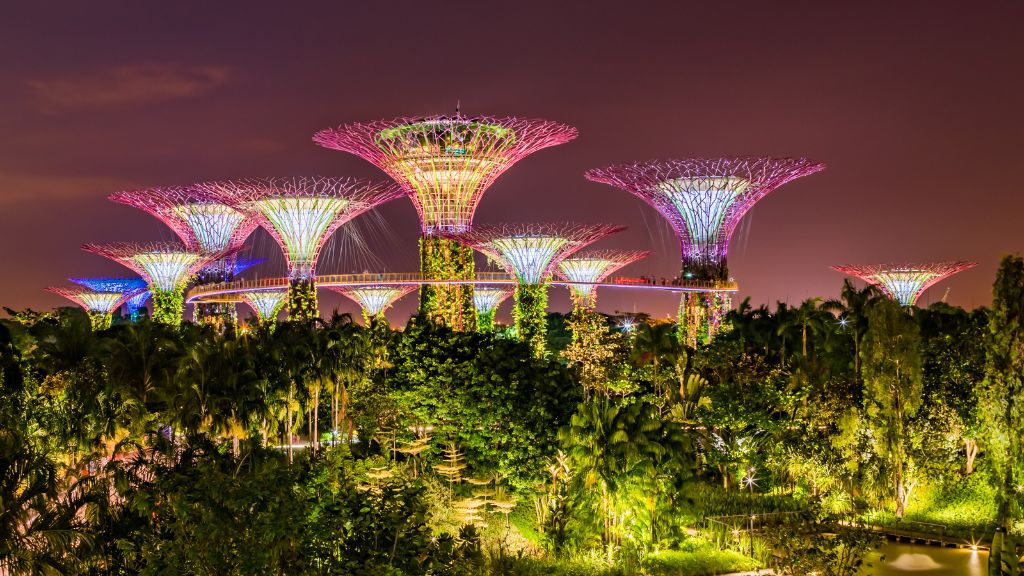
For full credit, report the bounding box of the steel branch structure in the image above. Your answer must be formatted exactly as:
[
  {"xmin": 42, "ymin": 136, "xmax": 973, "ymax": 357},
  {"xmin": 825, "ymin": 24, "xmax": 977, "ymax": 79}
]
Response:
[
  {"xmin": 241, "ymin": 290, "xmax": 288, "ymax": 325},
  {"xmin": 458, "ymin": 222, "xmax": 623, "ymax": 355},
  {"xmin": 832, "ymin": 262, "xmax": 976, "ymax": 306},
  {"xmin": 329, "ymin": 284, "xmax": 416, "ymax": 326},
  {"xmin": 81, "ymin": 241, "xmax": 223, "ymax": 325},
  {"xmin": 587, "ymin": 157, "xmax": 823, "ymax": 347},
  {"xmin": 557, "ymin": 249, "xmax": 650, "ymax": 309},
  {"xmin": 314, "ymin": 113, "xmax": 578, "ymax": 331},
  {"xmin": 47, "ymin": 286, "xmax": 126, "ymax": 329},
  {"xmin": 585, "ymin": 157, "xmax": 824, "ymax": 283},
  {"xmin": 473, "ymin": 286, "xmax": 513, "ymax": 332},
  {"xmin": 204, "ymin": 176, "xmax": 401, "ymax": 321},
  {"xmin": 69, "ymin": 277, "xmax": 148, "ymax": 321},
  {"xmin": 109, "ymin": 185, "xmax": 258, "ymax": 256}
]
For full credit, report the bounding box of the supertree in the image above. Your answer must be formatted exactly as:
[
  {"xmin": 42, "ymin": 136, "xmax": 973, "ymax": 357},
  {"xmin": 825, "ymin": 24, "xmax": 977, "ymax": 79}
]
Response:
[
  {"xmin": 557, "ymin": 249, "xmax": 650, "ymax": 310},
  {"xmin": 314, "ymin": 113, "xmax": 577, "ymax": 331},
  {"xmin": 46, "ymin": 286, "xmax": 127, "ymax": 330},
  {"xmin": 81, "ymin": 242, "xmax": 224, "ymax": 325},
  {"xmin": 459, "ymin": 223, "xmax": 623, "ymax": 356},
  {"xmin": 832, "ymin": 262, "xmax": 976, "ymax": 306},
  {"xmin": 110, "ymin": 185, "xmax": 260, "ymax": 324},
  {"xmin": 69, "ymin": 277, "xmax": 148, "ymax": 321},
  {"xmin": 473, "ymin": 286, "xmax": 513, "ymax": 333},
  {"xmin": 586, "ymin": 157, "xmax": 824, "ymax": 347},
  {"xmin": 329, "ymin": 284, "xmax": 417, "ymax": 327},
  {"xmin": 241, "ymin": 290, "xmax": 288, "ymax": 326},
  {"xmin": 205, "ymin": 177, "xmax": 402, "ymax": 321}
]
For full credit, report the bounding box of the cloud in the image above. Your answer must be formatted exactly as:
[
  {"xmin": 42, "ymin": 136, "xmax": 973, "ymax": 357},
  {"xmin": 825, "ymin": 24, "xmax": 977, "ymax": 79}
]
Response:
[
  {"xmin": 27, "ymin": 64, "xmax": 229, "ymax": 112},
  {"xmin": 0, "ymin": 170, "xmax": 137, "ymax": 203}
]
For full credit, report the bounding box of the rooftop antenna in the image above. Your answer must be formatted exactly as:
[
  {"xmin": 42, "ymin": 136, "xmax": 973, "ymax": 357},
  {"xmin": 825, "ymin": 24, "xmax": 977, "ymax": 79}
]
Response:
[
  {"xmin": 455, "ymin": 100, "xmax": 461, "ymax": 116},
  {"xmin": 941, "ymin": 287, "xmax": 950, "ymax": 303}
]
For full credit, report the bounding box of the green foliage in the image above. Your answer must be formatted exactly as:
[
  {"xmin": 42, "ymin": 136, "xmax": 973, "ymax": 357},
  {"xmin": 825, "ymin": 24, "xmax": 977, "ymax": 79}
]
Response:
[
  {"xmin": 515, "ymin": 284, "xmax": 549, "ymax": 358},
  {"xmin": 979, "ymin": 255, "xmax": 1024, "ymax": 531},
  {"xmin": 288, "ymin": 278, "xmax": 319, "ymax": 321},
  {"xmin": 419, "ymin": 237, "xmax": 477, "ymax": 331},
  {"xmin": 388, "ymin": 322, "xmax": 580, "ymax": 491},
  {"xmin": 151, "ymin": 288, "xmax": 185, "ymax": 325},
  {"xmin": 862, "ymin": 297, "xmax": 923, "ymax": 517}
]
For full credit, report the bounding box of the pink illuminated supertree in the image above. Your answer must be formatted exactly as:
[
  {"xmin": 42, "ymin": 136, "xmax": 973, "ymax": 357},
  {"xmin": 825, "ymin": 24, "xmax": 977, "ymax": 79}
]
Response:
[
  {"xmin": 204, "ymin": 177, "xmax": 402, "ymax": 321},
  {"xmin": 313, "ymin": 113, "xmax": 578, "ymax": 330},
  {"xmin": 46, "ymin": 286, "xmax": 128, "ymax": 330},
  {"xmin": 241, "ymin": 290, "xmax": 288, "ymax": 326},
  {"xmin": 81, "ymin": 241, "xmax": 225, "ymax": 325},
  {"xmin": 329, "ymin": 284, "xmax": 417, "ymax": 327},
  {"xmin": 586, "ymin": 157, "xmax": 824, "ymax": 347},
  {"xmin": 473, "ymin": 286, "xmax": 513, "ymax": 332},
  {"xmin": 110, "ymin": 184, "xmax": 261, "ymax": 326},
  {"xmin": 832, "ymin": 262, "xmax": 976, "ymax": 306},
  {"xmin": 458, "ymin": 223, "xmax": 623, "ymax": 355},
  {"xmin": 557, "ymin": 249, "xmax": 650, "ymax": 309}
]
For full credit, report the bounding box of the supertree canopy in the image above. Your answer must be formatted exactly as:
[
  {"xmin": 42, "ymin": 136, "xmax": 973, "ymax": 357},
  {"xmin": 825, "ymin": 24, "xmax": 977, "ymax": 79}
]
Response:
[
  {"xmin": 460, "ymin": 222, "xmax": 623, "ymax": 356},
  {"xmin": 832, "ymin": 262, "xmax": 976, "ymax": 306},
  {"xmin": 329, "ymin": 284, "xmax": 416, "ymax": 326},
  {"xmin": 585, "ymin": 157, "xmax": 824, "ymax": 283},
  {"xmin": 557, "ymin": 249, "xmax": 650, "ymax": 308},
  {"xmin": 205, "ymin": 177, "xmax": 401, "ymax": 321},
  {"xmin": 69, "ymin": 277, "xmax": 148, "ymax": 321},
  {"xmin": 241, "ymin": 290, "xmax": 288, "ymax": 325},
  {"xmin": 81, "ymin": 241, "xmax": 222, "ymax": 325},
  {"xmin": 46, "ymin": 286, "xmax": 127, "ymax": 330},
  {"xmin": 472, "ymin": 286, "xmax": 513, "ymax": 332},
  {"xmin": 314, "ymin": 113, "xmax": 578, "ymax": 331}
]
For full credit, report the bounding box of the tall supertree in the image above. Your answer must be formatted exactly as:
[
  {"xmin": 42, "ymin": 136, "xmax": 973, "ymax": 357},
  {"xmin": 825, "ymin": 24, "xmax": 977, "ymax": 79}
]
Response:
[
  {"xmin": 241, "ymin": 290, "xmax": 288, "ymax": 326},
  {"xmin": 313, "ymin": 113, "xmax": 578, "ymax": 331},
  {"xmin": 330, "ymin": 284, "xmax": 416, "ymax": 327},
  {"xmin": 586, "ymin": 157, "xmax": 825, "ymax": 346},
  {"xmin": 557, "ymin": 249, "xmax": 650, "ymax": 310},
  {"xmin": 459, "ymin": 223, "xmax": 623, "ymax": 356},
  {"xmin": 473, "ymin": 286, "xmax": 513, "ymax": 333},
  {"xmin": 69, "ymin": 277, "xmax": 148, "ymax": 321},
  {"xmin": 832, "ymin": 262, "xmax": 976, "ymax": 306},
  {"xmin": 205, "ymin": 177, "xmax": 401, "ymax": 321},
  {"xmin": 46, "ymin": 286, "xmax": 127, "ymax": 330},
  {"xmin": 110, "ymin": 185, "xmax": 260, "ymax": 325},
  {"xmin": 81, "ymin": 242, "xmax": 223, "ymax": 325}
]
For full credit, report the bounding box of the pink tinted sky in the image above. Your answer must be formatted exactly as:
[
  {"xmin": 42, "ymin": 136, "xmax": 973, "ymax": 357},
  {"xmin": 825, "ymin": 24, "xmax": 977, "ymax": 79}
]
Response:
[{"xmin": 1, "ymin": 1, "xmax": 1021, "ymax": 323}]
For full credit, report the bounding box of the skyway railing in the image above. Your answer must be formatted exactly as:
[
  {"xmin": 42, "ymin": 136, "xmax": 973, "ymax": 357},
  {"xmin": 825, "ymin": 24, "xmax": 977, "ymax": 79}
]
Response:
[{"xmin": 187, "ymin": 272, "xmax": 738, "ymax": 303}]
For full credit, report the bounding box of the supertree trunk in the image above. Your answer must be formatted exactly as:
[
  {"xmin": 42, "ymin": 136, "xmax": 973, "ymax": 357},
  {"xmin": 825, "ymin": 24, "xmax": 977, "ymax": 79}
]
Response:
[
  {"xmin": 288, "ymin": 278, "xmax": 318, "ymax": 321},
  {"xmin": 419, "ymin": 237, "xmax": 477, "ymax": 331},
  {"xmin": 477, "ymin": 310, "xmax": 496, "ymax": 333},
  {"xmin": 515, "ymin": 284, "xmax": 548, "ymax": 358},
  {"xmin": 152, "ymin": 289, "xmax": 185, "ymax": 325},
  {"xmin": 678, "ymin": 292, "xmax": 731, "ymax": 348},
  {"xmin": 89, "ymin": 311, "xmax": 112, "ymax": 330}
]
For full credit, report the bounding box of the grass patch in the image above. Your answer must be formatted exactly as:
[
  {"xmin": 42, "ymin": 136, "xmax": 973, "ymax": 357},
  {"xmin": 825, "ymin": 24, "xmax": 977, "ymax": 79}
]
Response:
[{"xmin": 862, "ymin": 473, "xmax": 997, "ymax": 540}]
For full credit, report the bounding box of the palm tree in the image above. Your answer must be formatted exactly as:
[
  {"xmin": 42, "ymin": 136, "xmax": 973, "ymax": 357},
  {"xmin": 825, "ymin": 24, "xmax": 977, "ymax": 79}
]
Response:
[
  {"xmin": 632, "ymin": 323, "xmax": 679, "ymax": 396},
  {"xmin": 823, "ymin": 279, "xmax": 882, "ymax": 380}
]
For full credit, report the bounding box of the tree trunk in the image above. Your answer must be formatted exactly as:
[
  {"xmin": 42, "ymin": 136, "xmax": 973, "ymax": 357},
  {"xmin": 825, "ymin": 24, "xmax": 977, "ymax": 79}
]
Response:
[
  {"xmin": 313, "ymin": 389, "xmax": 320, "ymax": 450},
  {"xmin": 964, "ymin": 438, "xmax": 978, "ymax": 475}
]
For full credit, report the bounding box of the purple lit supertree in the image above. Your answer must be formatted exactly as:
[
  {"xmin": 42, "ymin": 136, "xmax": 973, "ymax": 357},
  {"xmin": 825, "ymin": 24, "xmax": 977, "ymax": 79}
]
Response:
[
  {"xmin": 473, "ymin": 286, "xmax": 513, "ymax": 333},
  {"xmin": 110, "ymin": 185, "xmax": 261, "ymax": 325},
  {"xmin": 46, "ymin": 286, "xmax": 127, "ymax": 329},
  {"xmin": 313, "ymin": 113, "xmax": 578, "ymax": 330},
  {"xmin": 458, "ymin": 223, "xmax": 623, "ymax": 355},
  {"xmin": 832, "ymin": 262, "xmax": 976, "ymax": 306},
  {"xmin": 204, "ymin": 177, "xmax": 402, "ymax": 321},
  {"xmin": 586, "ymin": 157, "xmax": 825, "ymax": 347},
  {"xmin": 241, "ymin": 290, "xmax": 288, "ymax": 326},
  {"xmin": 81, "ymin": 241, "xmax": 225, "ymax": 325},
  {"xmin": 557, "ymin": 249, "xmax": 650, "ymax": 309},
  {"xmin": 329, "ymin": 284, "xmax": 417, "ymax": 327},
  {"xmin": 69, "ymin": 277, "xmax": 148, "ymax": 321}
]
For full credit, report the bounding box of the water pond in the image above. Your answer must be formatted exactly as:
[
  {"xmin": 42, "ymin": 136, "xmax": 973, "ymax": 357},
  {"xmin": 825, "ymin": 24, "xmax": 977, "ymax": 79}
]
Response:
[{"xmin": 861, "ymin": 541, "xmax": 987, "ymax": 575}]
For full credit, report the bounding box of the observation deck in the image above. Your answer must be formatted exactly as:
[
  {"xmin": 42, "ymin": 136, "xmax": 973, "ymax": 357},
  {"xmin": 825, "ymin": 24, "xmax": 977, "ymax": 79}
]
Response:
[{"xmin": 186, "ymin": 272, "xmax": 738, "ymax": 303}]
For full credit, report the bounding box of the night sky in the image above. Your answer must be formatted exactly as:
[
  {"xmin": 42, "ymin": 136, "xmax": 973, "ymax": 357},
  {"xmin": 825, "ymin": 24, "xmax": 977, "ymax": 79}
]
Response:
[{"xmin": 2, "ymin": 1, "xmax": 1022, "ymax": 323}]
